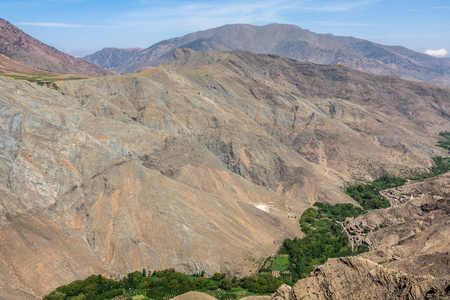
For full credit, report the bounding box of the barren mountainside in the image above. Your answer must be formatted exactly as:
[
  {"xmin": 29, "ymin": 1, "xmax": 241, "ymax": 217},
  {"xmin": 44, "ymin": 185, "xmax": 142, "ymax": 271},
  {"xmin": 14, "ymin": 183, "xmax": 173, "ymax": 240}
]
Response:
[
  {"xmin": 343, "ymin": 172, "xmax": 450, "ymax": 279},
  {"xmin": 83, "ymin": 23, "xmax": 450, "ymax": 86},
  {"xmin": 81, "ymin": 47, "xmax": 143, "ymax": 72},
  {"xmin": 283, "ymin": 256, "xmax": 450, "ymax": 299},
  {"xmin": 0, "ymin": 49, "xmax": 449, "ymax": 299},
  {"xmin": 0, "ymin": 18, "xmax": 115, "ymax": 76}
]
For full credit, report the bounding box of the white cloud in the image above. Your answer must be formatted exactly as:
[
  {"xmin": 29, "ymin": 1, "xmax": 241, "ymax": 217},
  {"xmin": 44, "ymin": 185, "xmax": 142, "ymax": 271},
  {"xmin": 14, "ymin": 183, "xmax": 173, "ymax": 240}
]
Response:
[
  {"xmin": 425, "ymin": 49, "xmax": 448, "ymax": 57},
  {"xmin": 117, "ymin": 0, "xmax": 290, "ymax": 33},
  {"xmin": 118, "ymin": 0, "xmax": 381, "ymax": 31},
  {"xmin": 295, "ymin": 0, "xmax": 382, "ymax": 12},
  {"xmin": 16, "ymin": 22, "xmax": 119, "ymax": 28},
  {"xmin": 311, "ymin": 21, "xmax": 386, "ymax": 27}
]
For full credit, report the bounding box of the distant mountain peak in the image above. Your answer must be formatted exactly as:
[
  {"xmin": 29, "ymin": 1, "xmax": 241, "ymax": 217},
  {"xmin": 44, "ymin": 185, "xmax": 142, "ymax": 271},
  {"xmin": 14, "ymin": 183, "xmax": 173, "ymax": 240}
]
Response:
[{"xmin": 83, "ymin": 23, "xmax": 450, "ymax": 86}]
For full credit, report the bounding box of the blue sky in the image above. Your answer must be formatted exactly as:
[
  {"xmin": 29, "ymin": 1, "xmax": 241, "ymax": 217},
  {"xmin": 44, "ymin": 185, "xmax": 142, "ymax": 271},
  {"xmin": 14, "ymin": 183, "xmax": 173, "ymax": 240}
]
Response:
[{"xmin": 1, "ymin": 0, "xmax": 449, "ymax": 58}]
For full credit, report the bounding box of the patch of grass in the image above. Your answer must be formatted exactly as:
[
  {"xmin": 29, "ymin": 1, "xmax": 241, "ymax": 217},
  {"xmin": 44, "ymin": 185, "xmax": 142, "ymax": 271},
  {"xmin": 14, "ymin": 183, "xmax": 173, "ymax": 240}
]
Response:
[
  {"xmin": 2, "ymin": 74, "xmax": 87, "ymax": 84},
  {"xmin": 271, "ymin": 264, "xmax": 288, "ymax": 271},
  {"xmin": 188, "ymin": 71, "xmax": 209, "ymax": 76},
  {"xmin": 437, "ymin": 131, "xmax": 450, "ymax": 153},
  {"xmin": 312, "ymin": 220, "xmax": 327, "ymax": 229},
  {"xmin": 339, "ymin": 245, "xmax": 349, "ymax": 253},
  {"xmin": 275, "ymin": 255, "xmax": 289, "ymax": 266}
]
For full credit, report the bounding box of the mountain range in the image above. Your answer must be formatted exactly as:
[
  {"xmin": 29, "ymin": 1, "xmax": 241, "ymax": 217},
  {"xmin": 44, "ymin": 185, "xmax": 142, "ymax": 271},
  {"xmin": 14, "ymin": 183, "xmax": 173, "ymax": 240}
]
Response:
[
  {"xmin": 83, "ymin": 23, "xmax": 450, "ymax": 86},
  {"xmin": 1, "ymin": 46, "xmax": 450, "ymax": 298},
  {"xmin": 0, "ymin": 19, "xmax": 449, "ymax": 300}
]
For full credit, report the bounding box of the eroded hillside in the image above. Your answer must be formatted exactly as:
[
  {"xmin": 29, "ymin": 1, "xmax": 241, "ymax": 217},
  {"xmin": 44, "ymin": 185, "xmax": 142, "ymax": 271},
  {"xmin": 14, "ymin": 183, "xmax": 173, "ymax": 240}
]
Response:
[
  {"xmin": 0, "ymin": 18, "xmax": 114, "ymax": 76},
  {"xmin": 0, "ymin": 49, "xmax": 449, "ymax": 298},
  {"xmin": 342, "ymin": 172, "xmax": 450, "ymax": 279},
  {"xmin": 279, "ymin": 256, "xmax": 450, "ymax": 299}
]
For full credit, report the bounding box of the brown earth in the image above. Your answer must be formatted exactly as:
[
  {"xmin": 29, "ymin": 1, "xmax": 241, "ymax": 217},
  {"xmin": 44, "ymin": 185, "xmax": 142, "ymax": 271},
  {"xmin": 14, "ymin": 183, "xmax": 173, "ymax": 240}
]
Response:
[
  {"xmin": 0, "ymin": 53, "xmax": 94, "ymax": 84},
  {"xmin": 277, "ymin": 256, "xmax": 450, "ymax": 299},
  {"xmin": 0, "ymin": 18, "xmax": 114, "ymax": 76},
  {"xmin": 171, "ymin": 291, "xmax": 217, "ymax": 300},
  {"xmin": 0, "ymin": 53, "xmax": 49, "ymax": 75},
  {"xmin": 241, "ymin": 296, "xmax": 271, "ymax": 300},
  {"xmin": 0, "ymin": 49, "xmax": 449, "ymax": 298}
]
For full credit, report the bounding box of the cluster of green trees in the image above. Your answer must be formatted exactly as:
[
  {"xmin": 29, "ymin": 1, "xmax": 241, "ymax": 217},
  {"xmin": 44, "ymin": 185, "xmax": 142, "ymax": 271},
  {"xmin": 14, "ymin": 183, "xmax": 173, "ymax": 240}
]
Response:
[
  {"xmin": 44, "ymin": 268, "xmax": 287, "ymax": 300},
  {"xmin": 43, "ymin": 274, "xmax": 124, "ymax": 300},
  {"xmin": 46, "ymin": 131, "xmax": 450, "ymax": 300},
  {"xmin": 437, "ymin": 131, "xmax": 450, "ymax": 152},
  {"xmin": 274, "ymin": 202, "xmax": 368, "ymax": 282},
  {"xmin": 345, "ymin": 175, "xmax": 397, "ymax": 210},
  {"xmin": 313, "ymin": 202, "xmax": 365, "ymax": 221},
  {"xmin": 45, "ymin": 200, "xmax": 374, "ymax": 300}
]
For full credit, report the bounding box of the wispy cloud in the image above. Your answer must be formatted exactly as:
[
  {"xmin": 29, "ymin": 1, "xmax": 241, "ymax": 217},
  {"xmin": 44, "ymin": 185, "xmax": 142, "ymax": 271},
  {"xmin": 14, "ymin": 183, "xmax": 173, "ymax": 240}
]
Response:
[
  {"xmin": 115, "ymin": 0, "xmax": 381, "ymax": 33},
  {"xmin": 292, "ymin": 0, "xmax": 382, "ymax": 12},
  {"xmin": 117, "ymin": 0, "xmax": 291, "ymax": 32},
  {"xmin": 425, "ymin": 48, "xmax": 448, "ymax": 57},
  {"xmin": 16, "ymin": 22, "xmax": 120, "ymax": 28},
  {"xmin": 311, "ymin": 21, "xmax": 386, "ymax": 27},
  {"xmin": 0, "ymin": 0, "xmax": 83, "ymax": 6},
  {"xmin": 406, "ymin": 9, "xmax": 421, "ymax": 12}
]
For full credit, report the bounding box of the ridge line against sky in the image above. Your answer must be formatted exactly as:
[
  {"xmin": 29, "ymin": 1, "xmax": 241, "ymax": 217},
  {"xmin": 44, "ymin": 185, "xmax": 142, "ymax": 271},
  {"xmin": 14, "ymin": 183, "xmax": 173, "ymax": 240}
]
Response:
[{"xmin": 1, "ymin": 0, "xmax": 449, "ymax": 58}]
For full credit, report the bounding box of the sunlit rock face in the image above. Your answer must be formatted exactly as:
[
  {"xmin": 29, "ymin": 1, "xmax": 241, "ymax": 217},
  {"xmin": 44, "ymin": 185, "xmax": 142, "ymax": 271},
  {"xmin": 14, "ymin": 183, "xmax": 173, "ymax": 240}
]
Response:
[
  {"xmin": 1, "ymin": 48, "xmax": 449, "ymax": 298},
  {"xmin": 277, "ymin": 256, "xmax": 450, "ymax": 299}
]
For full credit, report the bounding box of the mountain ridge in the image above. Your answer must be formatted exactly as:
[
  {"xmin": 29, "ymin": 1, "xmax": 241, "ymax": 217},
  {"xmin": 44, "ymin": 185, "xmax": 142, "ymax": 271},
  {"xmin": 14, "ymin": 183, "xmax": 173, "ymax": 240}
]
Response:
[
  {"xmin": 0, "ymin": 18, "xmax": 115, "ymax": 76},
  {"xmin": 83, "ymin": 23, "xmax": 450, "ymax": 86}
]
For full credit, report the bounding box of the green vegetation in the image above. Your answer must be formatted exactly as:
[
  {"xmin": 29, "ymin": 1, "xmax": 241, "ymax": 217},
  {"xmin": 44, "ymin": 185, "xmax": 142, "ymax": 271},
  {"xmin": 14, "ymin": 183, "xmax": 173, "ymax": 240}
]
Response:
[
  {"xmin": 345, "ymin": 175, "xmax": 399, "ymax": 210},
  {"xmin": 259, "ymin": 137, "xmax": 450, "ymax": 283},
  {"xmin": 45, "ymin": 201, "xmax": 369, "ymax": 299},
  {"xmin": 345, "ymin": 132, "xmax": 450, "ymax": 211},
  {"xmin": 271, "ymin": 202, "xmax": 368, "ymax": 282},
  {"xmin": 346, "ymin": 156, "xmax": 450, "ymax": 211},
  {"xmin": 2, "ymin": 74, "xmax": 86, "ymax": 91},
  {"xmin": 275, "ymin": 255, "xmax": 289, "ymax": 266},
  {"xmin": 45, "ymin": 132, "xmax": 450, "ymax": 300},
  {"xmin": 437, "ymin": 131, "xmax": 450, "ymax": 153},
  {"xmin": 44, "ymin": 268, "xmax": 285, "ymax": 300}
]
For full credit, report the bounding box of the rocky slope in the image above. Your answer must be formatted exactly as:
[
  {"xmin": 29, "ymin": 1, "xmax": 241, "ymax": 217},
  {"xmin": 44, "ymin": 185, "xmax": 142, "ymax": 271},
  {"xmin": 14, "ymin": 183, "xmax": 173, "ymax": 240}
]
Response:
[
  {"xmin": 277, "ymin": 256, "xmax": 450, "ymax": 299},
  {"xmin": 0, "ymin": 53, "xmax": 47, "ymax": 75},
  {"xmin": 83, "ymin": 24, "xmax": 450, "ymax": 86},
  {"xmin": 1, "ymin": 49, "xmax": 449, "ymax": 298},
  {"xmin": 342, "ymin": 173, "xmax": 450, "ymax": 279},
  {"xmin": 0, "ymin": 18, "xmax": 114, "ymax": 76},
  {"xmin": 0, "ymin": 74, "xmax": 304, "ymax": 299},
  {"xmin": 82, "ymin": 47, "xmax": 143, "ymax": 72},
  {"xmin": 167, "ymin": 49, "xmax": 449, "ymax": 180}
]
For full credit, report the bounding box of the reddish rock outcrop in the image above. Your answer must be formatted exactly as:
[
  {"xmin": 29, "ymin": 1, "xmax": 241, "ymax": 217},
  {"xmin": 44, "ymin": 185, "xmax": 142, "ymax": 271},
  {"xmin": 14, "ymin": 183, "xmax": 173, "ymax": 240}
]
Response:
[{"xmin": 0, "ymin": 18, "xmax": 114, "ymax": 76}]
